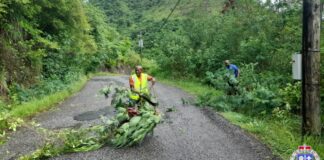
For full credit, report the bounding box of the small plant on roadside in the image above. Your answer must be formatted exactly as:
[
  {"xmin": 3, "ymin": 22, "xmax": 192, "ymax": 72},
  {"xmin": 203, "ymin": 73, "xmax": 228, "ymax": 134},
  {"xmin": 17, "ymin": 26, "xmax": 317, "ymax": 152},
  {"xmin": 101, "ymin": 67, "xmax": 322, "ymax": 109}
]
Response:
[
  {"xmin": 202, "ymin": 70, "xmax": 229, "ymax": 90},
  {"xmin": 99, "ymin": 85, "xmax": 112, "ymax": 98},
  {"xmin": 0, "ymin": 111, "xmax": 25, "ymax": 144},
  {"xmin": 278, "ymin": 82, "xmax": 301, "ymax": 113},
  {"xmin": 0, "ymin": 111, "xmax": 24, "ymax": 132}
]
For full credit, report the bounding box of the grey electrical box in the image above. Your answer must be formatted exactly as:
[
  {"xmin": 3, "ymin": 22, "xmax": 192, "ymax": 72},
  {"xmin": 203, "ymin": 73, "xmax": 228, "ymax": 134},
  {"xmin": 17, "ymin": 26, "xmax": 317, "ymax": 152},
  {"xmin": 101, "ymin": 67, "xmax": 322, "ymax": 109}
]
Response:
[{"xmin": 292, "ymin": 53, "xmax": 302, "ymax": 80}]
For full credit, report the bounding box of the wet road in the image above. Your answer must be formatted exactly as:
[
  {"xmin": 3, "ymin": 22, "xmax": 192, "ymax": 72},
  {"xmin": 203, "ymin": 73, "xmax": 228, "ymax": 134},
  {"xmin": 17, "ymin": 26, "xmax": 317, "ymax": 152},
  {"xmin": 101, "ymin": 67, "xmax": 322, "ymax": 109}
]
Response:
[{"xmin": 0, "ymin": 76, "xmax": 278, "ymax": 160}]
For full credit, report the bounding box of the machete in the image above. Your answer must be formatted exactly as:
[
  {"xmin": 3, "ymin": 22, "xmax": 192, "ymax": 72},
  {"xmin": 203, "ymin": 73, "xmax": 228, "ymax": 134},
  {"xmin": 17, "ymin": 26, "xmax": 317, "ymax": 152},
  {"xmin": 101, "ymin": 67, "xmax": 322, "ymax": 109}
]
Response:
[{"xmin": 139, "ymin": 94, "xmax": 159, "ymax": 106}]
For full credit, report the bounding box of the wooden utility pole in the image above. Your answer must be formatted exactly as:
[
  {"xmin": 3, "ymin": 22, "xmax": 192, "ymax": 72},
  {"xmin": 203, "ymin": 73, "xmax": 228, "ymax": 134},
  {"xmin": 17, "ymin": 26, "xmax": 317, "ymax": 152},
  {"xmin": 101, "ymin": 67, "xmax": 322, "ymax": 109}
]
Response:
[
  {"xmin": 302, "ymin": 0, "xmax": 321, "ymax": 135},
  {"xmin": 138, "ymin": 31, "xmax": 143, "ymax": 62}
]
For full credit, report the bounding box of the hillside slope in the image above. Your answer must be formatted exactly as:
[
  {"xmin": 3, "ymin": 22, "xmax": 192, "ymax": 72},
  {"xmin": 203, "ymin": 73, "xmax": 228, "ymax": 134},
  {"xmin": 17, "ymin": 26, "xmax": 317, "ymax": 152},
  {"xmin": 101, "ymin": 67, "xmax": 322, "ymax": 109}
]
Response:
[{"xmin": 89, "ymin": 0, "xmax": 224, "ymax": 35}]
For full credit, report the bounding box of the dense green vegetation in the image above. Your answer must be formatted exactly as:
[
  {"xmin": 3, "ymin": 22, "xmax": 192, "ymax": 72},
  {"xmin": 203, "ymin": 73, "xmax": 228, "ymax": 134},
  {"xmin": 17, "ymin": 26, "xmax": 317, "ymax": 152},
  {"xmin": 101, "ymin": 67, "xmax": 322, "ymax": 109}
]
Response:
[
  {"xmin": 0, "ymin": 0, "xmax": 138, "ymax": 141},
  {"xmin": 90, "ymin": 0, "xmax": 303, "ymax": 75},
  {"xmin": 0, "ymin": 0, "xmax": 323, "ymax": 159}
]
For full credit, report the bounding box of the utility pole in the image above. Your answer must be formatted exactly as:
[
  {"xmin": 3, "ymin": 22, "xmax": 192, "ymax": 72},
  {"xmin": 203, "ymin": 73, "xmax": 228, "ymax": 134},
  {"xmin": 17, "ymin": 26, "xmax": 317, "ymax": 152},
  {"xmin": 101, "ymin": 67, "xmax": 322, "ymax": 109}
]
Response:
[
  {"xmin": 138, "ymin": 31, "xmax": 143, "ymax": 62},
  {"xmin": 302, "ymin": 0, "xmax": 321, "ymax": 136}
]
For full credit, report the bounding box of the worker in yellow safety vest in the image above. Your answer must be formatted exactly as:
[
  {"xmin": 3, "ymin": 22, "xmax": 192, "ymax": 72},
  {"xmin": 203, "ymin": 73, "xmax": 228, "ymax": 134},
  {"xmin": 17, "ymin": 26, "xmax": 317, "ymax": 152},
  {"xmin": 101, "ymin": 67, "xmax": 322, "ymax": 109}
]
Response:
[{"xmin": 129, "ymin": 65, "xmax": 155, "ymax": 105}]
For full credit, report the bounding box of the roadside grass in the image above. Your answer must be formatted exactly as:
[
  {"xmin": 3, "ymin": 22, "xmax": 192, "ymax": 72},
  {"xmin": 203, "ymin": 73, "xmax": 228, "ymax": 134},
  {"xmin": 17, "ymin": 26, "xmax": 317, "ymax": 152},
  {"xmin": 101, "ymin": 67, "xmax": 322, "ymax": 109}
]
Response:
[
  {"xmin": 157, "ymin": 76, "xmax": 324, "ymax": 159},
  {"xmin": 156, "ymin": 76, "xmax": 222, "ymax": 97},
  {"xmin": 221, "ymin": 112, "xmax": 323, "ymax": 159},
  {"xmin": 10, "ymin": 75, "xmax": 88, "ymax": 117},
  {"xmin": 221, "ymin": 112, "xmax": 324, "ymax": 159}
]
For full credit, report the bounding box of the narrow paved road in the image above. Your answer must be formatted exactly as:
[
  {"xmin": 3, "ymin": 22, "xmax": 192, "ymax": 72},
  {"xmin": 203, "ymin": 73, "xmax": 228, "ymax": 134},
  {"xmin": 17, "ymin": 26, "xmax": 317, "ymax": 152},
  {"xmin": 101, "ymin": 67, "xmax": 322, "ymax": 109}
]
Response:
[{"xmin": 0, "ymin": 76, "xmax": 279, "ymax": 160}]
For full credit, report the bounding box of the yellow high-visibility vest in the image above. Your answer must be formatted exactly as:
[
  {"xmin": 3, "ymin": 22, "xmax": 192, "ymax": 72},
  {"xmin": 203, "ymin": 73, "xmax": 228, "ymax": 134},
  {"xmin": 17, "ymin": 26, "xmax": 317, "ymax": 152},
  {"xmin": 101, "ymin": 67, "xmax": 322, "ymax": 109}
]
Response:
[{"xmin": 130, "ymin": 73, "xmax": 149, "ymax": 100}]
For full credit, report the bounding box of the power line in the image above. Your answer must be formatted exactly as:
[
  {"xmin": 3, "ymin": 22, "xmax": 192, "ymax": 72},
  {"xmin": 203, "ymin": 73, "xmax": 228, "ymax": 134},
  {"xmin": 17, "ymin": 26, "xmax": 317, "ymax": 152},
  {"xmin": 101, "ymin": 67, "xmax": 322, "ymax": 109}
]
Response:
[{"xmin": 159, "ymin": 0, "xmax": 181, "ymax": 30}]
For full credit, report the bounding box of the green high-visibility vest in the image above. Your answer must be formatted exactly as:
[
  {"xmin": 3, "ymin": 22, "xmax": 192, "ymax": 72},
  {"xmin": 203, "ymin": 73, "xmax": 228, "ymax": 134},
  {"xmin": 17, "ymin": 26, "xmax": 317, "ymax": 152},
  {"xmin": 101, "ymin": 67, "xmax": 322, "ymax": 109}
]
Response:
[{"xmin": 130, "ymin": 73, "xmax": 149, "ymax": 100}]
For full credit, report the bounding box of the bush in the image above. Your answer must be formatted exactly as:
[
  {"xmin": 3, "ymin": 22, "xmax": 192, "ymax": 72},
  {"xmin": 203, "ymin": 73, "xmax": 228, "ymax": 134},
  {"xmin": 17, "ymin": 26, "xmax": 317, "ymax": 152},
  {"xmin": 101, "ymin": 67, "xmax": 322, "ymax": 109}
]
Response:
[
  {"xmin": 141, "ymin": 58, "xmax": 159, "ymax": 75},
  {"xmin": 119, "ymin": 51, "xmax": 141, "ymax": 68},
  {"xmin": 7, "ymin": 71, "xmax": 82, "ymax": 104},
  {"xmin": 239, "ymin": 86, "xmax": 281, "ymax": 115},
  {"xmin": 202, "ymin": 70, "xmax": 229, "ymax": 90},
  {"xmin": 8, "ymin": 83, "xmax": 30, "ymax": 104},
  {"xmin": 278, "ymin": 82, "xmax": 301, "ymax": 113}
]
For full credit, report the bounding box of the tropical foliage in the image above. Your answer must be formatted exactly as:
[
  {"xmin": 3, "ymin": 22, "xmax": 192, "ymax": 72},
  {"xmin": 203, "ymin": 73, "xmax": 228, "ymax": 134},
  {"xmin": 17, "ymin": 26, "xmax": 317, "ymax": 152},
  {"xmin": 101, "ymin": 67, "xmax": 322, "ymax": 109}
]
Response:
[
  {"xmin": 0, "ymin": 0, "xmax": 323, "ymax": 158},
  {"xmin": 0, "ymin": 0, "xmax": 139, "ymax": 139}
]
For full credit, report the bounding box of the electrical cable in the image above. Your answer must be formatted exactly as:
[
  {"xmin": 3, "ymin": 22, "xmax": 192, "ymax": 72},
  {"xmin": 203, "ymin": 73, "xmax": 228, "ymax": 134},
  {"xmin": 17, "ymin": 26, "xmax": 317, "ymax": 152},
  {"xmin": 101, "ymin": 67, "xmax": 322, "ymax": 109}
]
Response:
[{"xmin": 158, "ymin": 0, "xmax": 181, "ymax": 30}]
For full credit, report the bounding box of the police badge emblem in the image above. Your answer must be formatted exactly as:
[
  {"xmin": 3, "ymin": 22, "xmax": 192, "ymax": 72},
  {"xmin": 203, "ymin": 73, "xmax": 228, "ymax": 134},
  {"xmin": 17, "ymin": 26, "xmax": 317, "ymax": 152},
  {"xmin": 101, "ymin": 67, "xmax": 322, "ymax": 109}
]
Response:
[{"xmin": 290, "ymin": 145, "xmax": 320, "ymax": 160}]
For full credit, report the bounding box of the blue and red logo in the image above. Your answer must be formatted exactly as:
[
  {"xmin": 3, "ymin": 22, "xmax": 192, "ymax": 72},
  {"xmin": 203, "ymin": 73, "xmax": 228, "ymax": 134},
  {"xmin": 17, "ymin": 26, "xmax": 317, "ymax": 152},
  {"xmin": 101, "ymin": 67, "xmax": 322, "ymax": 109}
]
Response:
[{"xmin": 290, "ymin": 145, "xmax": 320, "ymax": 160}]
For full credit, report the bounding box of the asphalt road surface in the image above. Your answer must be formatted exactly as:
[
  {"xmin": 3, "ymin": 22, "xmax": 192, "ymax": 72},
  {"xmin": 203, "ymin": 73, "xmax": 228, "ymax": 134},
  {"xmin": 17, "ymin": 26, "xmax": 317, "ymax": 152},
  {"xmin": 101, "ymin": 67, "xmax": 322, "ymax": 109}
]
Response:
[{"xmin": 0, "ymin": 76, "xmax": 280, "ymax": 160}]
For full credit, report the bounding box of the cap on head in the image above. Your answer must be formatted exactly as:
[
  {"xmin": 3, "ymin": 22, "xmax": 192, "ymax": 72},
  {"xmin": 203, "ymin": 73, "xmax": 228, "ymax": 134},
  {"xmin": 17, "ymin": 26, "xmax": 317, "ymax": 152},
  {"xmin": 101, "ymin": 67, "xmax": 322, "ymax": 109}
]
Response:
[{"xmin": 224, "ymin": 60, "xmax": 230, "ymax": 66}]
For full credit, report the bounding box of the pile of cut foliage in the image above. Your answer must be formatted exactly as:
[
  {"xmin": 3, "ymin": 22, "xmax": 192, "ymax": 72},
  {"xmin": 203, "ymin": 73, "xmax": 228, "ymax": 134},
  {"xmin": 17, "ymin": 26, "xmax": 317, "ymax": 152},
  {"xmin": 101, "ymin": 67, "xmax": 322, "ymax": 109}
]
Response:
[{"xmin": 107, "ymin": 86, "xmax": 161, "ymax": 148}]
